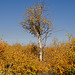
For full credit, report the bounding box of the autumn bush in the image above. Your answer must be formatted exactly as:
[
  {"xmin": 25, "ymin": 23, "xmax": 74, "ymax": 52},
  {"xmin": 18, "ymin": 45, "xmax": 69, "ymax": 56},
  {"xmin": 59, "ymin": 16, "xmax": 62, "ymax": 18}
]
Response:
[{"xmin": 0, "ymin": 35, "xmax": 75, "ymax": 75}]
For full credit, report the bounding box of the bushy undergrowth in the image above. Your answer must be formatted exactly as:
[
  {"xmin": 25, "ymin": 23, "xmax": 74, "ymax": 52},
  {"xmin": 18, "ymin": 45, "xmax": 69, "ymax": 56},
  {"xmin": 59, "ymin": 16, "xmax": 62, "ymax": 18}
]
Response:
[{"xmin": 0, "ymin": 36, "xmax": 75, "ymax": 75}]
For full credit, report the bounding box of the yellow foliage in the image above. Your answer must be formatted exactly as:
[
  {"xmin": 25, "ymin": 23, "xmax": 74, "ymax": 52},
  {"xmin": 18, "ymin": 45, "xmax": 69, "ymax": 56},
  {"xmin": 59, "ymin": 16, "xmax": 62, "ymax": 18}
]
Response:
[
  {"xmin": 0, "ymin": 37, "xmax": 75, "ymax": 74},
  {"xmin": 43, "ymin": 20, "xmax": 46, "ymax": 22}
]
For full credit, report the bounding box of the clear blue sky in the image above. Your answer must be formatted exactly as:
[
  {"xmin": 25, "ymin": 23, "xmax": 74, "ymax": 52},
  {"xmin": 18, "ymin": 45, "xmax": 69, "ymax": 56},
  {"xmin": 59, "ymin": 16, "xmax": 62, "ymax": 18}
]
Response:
[{"xmin": 0, "ymin": 0, "xmax": 75, "ymax": 45}]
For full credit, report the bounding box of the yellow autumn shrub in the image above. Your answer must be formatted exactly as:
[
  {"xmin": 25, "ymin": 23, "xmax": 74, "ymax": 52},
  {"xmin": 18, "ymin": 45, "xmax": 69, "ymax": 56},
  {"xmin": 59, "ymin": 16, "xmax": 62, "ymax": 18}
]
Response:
[{"xmin": 0, "ymin": 36, "xmax": 75, "ymax": 75}]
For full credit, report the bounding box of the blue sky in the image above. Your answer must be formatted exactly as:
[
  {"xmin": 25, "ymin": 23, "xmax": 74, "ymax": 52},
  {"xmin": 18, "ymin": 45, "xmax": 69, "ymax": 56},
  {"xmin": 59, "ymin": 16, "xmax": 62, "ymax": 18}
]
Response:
[{"xmin": 0, "ymin": 0, "xmax": 75, "ymax": 45}]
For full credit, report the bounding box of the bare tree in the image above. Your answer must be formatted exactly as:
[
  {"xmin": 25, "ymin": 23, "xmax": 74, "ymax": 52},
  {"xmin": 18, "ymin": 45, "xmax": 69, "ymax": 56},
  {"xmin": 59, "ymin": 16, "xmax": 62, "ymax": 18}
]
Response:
[{"xmin": 20, "ymin": 2, "xmax": 54, "ymax": 61}]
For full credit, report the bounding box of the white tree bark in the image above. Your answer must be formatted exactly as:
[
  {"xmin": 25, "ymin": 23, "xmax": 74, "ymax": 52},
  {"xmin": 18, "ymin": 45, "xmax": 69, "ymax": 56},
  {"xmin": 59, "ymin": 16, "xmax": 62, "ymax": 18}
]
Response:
[{"xmin": 38, "ymin": 36, "xmax": 42, "ymax": 61}]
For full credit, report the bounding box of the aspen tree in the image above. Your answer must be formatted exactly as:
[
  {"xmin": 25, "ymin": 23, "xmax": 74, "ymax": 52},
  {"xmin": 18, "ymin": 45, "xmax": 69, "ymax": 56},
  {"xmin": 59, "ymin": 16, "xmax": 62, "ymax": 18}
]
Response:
[{"xmin": 20, "ymin": 2, "xmax": 54, "ymax": 61}]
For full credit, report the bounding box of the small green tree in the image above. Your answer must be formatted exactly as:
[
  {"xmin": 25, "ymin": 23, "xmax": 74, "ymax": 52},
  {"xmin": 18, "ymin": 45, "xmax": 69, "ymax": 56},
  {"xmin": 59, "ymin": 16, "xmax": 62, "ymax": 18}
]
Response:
[{"xmin": 20, "ymin": 2, "xmax": 54, "ymax": 61}]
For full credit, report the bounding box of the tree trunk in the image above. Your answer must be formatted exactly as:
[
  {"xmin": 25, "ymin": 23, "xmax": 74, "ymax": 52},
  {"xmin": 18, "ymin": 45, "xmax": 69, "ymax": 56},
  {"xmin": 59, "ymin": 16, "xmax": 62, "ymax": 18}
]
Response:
[
  {"xmin": 43, "ymin": 37, "xmax": 47, "ymax": 61},
  {"xmin": 43, "ymin": 47, "xmax": 45, "ymax": 61},
  {"xmin": 38, "ymin": 36, "xmax": 42, "ymax": 61}
]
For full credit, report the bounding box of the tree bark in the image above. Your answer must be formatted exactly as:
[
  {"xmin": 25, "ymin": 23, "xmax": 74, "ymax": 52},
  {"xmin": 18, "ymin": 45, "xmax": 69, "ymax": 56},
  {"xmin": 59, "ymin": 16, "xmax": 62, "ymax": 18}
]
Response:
[
  {"xmin": 43, "ymin": 47, "xmax": 45, "ymax": 61},
  {"xmin": 38, "ymin": 36, "xmax": 42, "ymax": 61},
  {"xmin": 43, "ymin": 36, "xmax": 47, "ymax": 61}
]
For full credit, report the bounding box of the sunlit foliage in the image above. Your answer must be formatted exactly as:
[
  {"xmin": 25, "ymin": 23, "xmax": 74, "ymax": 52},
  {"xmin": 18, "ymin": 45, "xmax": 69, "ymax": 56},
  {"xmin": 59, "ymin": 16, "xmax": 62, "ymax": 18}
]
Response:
[{"xmin": 0, "ymin": 35, "xmax": 75, "ymax": 75}]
